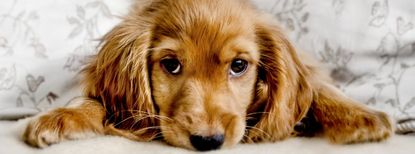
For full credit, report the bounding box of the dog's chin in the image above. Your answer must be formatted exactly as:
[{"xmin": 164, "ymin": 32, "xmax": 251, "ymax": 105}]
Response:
[{"xmin": 160, "ymin": 119, "xmax": 245, "ymax": 151}]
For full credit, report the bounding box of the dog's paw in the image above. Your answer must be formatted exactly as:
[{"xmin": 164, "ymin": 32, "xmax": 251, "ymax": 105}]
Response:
[
  {"xmin": 23, "ymin": 108, "xmax": 102, "ymax": 148},
  {"xmin": 326, "ymin": 111, "xmax": 393, "ymax": 144}
]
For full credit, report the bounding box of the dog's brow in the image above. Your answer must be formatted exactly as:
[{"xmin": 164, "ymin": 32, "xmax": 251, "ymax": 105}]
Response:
[
  {"xmin": 228, "ymin": 44, "xmax": 259, "ymax": 63},
  {"xmin": 151, "ymin": 37, "xmax": 179, "ymax": 51},
  {"xmin": 235, "ymin": 52, "xmax": 256, "ymax": 62},
  {"xmin": 150, "ymin": 48, "xmax": 178, "ymax": 62},
  {"xmin": 231, "ymin": 38, "xmax": 259, "ymax": 60}
]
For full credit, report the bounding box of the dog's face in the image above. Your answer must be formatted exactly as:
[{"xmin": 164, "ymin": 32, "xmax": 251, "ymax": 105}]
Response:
[
  {"xmin": 149, "ymin": 1, "xmax": 260, "ymax": 150},
  {"xmin": 86, "ymin": 0, "xmax": 311, "ymax": 151}
]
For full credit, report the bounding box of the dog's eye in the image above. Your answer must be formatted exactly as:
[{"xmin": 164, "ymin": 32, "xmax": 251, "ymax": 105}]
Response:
[
  {"xmin": 229, "ymin": 59, "xmax": 248, "ymax": 77},
  {"xmin": 160, "ymin": 58, "xmax": 181, "ymax": 75}
]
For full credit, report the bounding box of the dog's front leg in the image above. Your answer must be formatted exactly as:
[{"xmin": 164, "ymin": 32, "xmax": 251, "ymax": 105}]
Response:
[
  {"xmin": 312, "ymin": 83, "xmax": 393, "ymax": 144},
  {"xmin": 23, "ymin": 97, "xmax": 105, "ymax": 148}
]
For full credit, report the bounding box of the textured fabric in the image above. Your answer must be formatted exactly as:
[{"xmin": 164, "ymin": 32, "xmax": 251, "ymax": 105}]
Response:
[
  {"xmin": 0, "ymin": 0, "xmax": 130, "ymax": 119},
  {"xmin": 1, "ymin": 0, "xmax": 415, "ymax": 130},
  {"xmin": 396, "ymin": 116, "xmax": 415, "ymax": 134}
]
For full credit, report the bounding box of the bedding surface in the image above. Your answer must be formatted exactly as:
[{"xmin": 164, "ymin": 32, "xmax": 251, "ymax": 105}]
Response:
[{"xmin": 0, "ymin": 119, "xmax": 414, "ymax": 154}]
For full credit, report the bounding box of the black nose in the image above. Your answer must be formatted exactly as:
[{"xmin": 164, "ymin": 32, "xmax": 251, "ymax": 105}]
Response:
[{"xmin": 190, "ymin": 134, "xmax": 224, "ymax": 151}]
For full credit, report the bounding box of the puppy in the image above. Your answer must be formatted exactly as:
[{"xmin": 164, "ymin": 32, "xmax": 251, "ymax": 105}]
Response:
[{"xmin": 23, "ymin": 0, "xmax": 392, "ymax": 151}]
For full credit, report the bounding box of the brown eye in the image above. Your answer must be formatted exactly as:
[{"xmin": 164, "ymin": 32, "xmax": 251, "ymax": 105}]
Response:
[
  {"xmin": 160, "ymin": 58, "xmax": 181, "ymax": 75},
  {"xmin": 229, "ymin": 59, "xmax": 248, "ymax": 77}
]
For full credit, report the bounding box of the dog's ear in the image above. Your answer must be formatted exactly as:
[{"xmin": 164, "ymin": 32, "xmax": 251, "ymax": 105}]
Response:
[
  {"xmin": 82, "ymin": 18, "xmax": 157, "ymax": 138},
  {"xmin": 247, "ymin": 20, "xmax": 393, "ymax": 143},
  {"xmin": 246, "ymin": 21, "xmax": 314, "ymax": 142}
]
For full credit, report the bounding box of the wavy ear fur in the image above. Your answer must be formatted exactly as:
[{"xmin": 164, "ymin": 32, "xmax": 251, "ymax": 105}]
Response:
[
  {"xmin": 247, "ymin": 16, "xmax": 392, "ymax": 143},
  {"xmin": 246, "ymin": 19, "xmax": 314, "ymax": 142},
  {"xmin": 82, "ymin": 14, "xmax": 158, "ymax": 138}
]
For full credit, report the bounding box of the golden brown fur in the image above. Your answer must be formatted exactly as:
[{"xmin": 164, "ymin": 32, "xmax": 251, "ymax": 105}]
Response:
[{"xmin": 23, "ymin": 0, "xmax": 392, "ymax": 151}]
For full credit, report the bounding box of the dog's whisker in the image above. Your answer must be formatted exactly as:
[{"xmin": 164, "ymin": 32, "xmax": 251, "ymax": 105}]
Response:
[
  {"xmin": 133, "ymin": 125, "xmax": 174, "ymax": 133},
  {"xmin": 134, "ymin": 126, "xmax": 163, "ymax": 133},
  {"xmin": 246, "ymin": 112, "xmax": 270, "ymax": 116},
  {"xmin": 131, "ymin": 126, "xmax": 173, "ymax": 140},
  {"xmin": 105, "ymin": 110, "xmax": 149, "ymax": 126},
  {"xmin": 126, "ymin": 110, "xmax": 174, "ymax": 121},
  {"xmin": 114, "ymin": 114, "xmax": 157, "ymax": 128},
  {"xmin": 114, "ymin": 113, "xmax": 173, "ymax": 128},
  {"xmin": 129, "ymin": 119, "xmax": 175, "ymax": 131},
  {"xmin": 148, "ymin": 133, "xmax": 163, "ymax": 141},
  {"xmin": 149, "ymin": 129, "xmax": 178, "ymax": 140},
  {"xmin": 245, "ymin": 116, "xmax": 257, "ymax": 121},
  {"xmin": 128, "ymin": 116, "xmax": 170, "ymax": 130},
  {"xmin": 245, "ymin": 126, "xmax": 272, "ymax": 139},
  {"xmin": 150, "ymin": 130, "xmax": 176, "ymax": 140},
  {"xmin": 113, "ymin": 115, "xmax": 140, "ymax": 127},
  {"xmin": 106, "ymin": 110, "xmax": 172, "ymax": 121},
  {"xmin": 132, "ymin": 115, "xmax": 172, "ymax": 124}
]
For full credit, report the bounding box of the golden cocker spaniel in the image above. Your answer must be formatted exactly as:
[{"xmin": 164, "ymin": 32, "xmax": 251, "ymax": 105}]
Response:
[{"xmin": 23, "ymin": 0, "xmax": 392, "ymax": 151}]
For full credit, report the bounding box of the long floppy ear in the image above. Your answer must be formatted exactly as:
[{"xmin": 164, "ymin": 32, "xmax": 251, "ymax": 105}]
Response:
[
  {"xmin": 247, "ymin": 19, "xmax": 392, "ymax": 143},
  {"xmin": 82, "ymin": 17, "xmax": 158, "ymax": 139},
  {"xmin": 246, "ymin": 20, "xmax": 314, "ymax": 142}
]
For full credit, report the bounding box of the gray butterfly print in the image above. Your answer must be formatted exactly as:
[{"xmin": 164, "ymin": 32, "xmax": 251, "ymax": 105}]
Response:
[
  {"xmin": 0, "ymin": 65, "xmax": 16, "ymax": 90},
  {"xmin": 369, "ymin": 0, "xmax": 389, "ymax": 27},
  {"xmin": 26, "ymin": 74, "xmax": 45, "ymax": 92},
  {"xmin": 397, "ymin": 16, "xmax": 414, "ymax": 35}
]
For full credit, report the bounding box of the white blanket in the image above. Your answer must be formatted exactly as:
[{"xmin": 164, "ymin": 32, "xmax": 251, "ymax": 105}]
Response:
[{"xmin": 0, "ymin": 119, "xmax": 414, "ymax": 154}]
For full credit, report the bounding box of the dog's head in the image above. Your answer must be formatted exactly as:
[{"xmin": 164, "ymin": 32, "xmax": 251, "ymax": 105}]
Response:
[{"xmin": 84, "ymin": 0, "xmax": 313, "ymax": 151}]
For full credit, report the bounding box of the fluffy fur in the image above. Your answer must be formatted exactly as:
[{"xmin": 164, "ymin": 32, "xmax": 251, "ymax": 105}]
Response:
[{"xmin": 23, "ymin": 0, "xmax": 392, "ymax": 151}]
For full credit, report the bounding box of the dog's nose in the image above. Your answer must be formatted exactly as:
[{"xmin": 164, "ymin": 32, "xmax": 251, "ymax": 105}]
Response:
[{"xmin": 190, "ymin": 134, "xmax": 224, "ymax": 151}]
